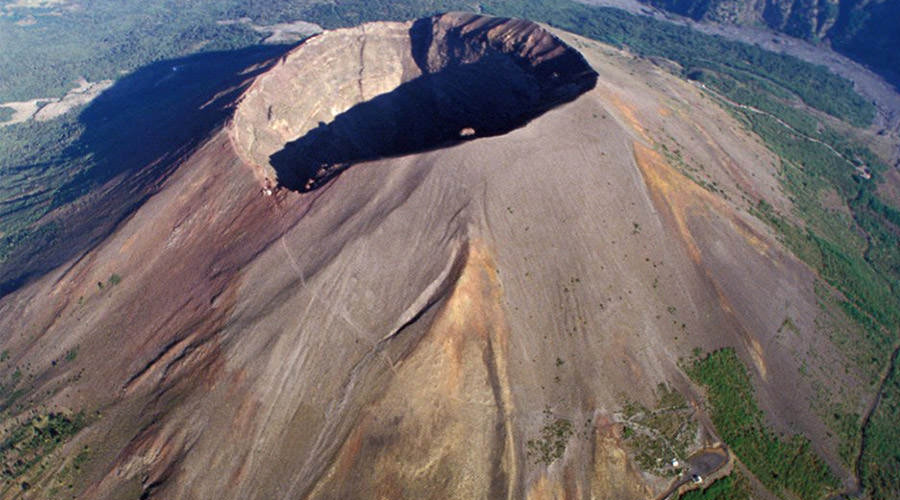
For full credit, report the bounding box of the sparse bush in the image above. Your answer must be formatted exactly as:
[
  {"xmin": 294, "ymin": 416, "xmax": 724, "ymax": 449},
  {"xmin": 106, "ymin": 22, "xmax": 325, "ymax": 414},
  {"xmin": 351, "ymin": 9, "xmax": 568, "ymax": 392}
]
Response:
[
  {"xmin": 527, "ymin": 407, "xmax": 575, "ymax": 465},
  {"xmin": 0, "ymin": 412, "xmax": 86, "ymax": 480}
]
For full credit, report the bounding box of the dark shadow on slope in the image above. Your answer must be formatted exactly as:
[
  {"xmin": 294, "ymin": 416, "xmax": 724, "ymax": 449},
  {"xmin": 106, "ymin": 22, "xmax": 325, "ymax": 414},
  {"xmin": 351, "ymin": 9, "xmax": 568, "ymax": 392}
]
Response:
[
  {"xmin": 0, "ymin": 45, "xmax": 293, "ymax": 297},
  {"xmin": 408, "ymin": 16, "xmax": 434, "ymax": 73},
  {"xmin": 59, "ymin": 45, "xmax": 292, "ymax": 203},
  {"xmin": 270, "ymin": 20, "xmax": 597, "ymax": 191}
]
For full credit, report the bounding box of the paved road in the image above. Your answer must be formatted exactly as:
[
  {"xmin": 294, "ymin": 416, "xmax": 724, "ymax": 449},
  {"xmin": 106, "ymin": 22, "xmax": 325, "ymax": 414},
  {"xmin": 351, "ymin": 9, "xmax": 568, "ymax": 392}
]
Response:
[{"xmin": 688, "ymin": 449, "xmax": 728, "ymax": 478}]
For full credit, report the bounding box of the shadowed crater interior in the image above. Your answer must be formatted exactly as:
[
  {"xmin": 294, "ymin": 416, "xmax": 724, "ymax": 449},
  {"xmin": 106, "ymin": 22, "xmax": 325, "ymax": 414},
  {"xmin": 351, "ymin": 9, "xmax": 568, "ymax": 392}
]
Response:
[{"xmin": 232, "ymin": 12, "xmax": 598, "ymax": 191}]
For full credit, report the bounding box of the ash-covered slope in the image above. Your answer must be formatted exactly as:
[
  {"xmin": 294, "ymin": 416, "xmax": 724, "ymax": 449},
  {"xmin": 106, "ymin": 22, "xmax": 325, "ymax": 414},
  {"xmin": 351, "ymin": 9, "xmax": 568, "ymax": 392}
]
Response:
[{"xmin": 0, "ymin": 13, "xmax": 870, "ymax": 500}]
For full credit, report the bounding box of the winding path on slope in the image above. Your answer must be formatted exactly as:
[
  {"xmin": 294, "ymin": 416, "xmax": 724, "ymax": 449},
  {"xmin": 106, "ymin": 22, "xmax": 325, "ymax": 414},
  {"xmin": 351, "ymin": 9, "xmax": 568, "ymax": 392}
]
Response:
[
  {"xmin": 830, "ymin": 342, "xmax": 900, "ymax": 499},
  {"xmin": 703, "ymin": 79, "xmax": 900, "ymax": 500},
  {"xmin": 696, "ymin": 82, "xmax": 864, "ymax": 172}
]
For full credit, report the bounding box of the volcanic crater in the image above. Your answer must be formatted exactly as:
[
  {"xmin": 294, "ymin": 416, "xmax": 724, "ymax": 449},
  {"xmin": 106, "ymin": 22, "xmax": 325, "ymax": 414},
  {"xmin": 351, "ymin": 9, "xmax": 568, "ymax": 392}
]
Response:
[{"xmin": 232, "ymin": 12, "xmax": 599, "ymax": 190}]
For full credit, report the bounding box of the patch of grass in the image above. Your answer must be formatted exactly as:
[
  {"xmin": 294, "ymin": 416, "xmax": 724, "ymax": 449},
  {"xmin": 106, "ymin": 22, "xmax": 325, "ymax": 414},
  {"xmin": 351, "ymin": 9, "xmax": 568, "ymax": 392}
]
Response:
[
  {"xmin": 0, "ymin": 106, "xmax": 13, "ymax": 123},
  {"xmin": 64, "ymin": 347, "xmax": 78, "ymax": 362},
  {"xmin": 0, "ymin": 367, "xmax": 25, "ymax": 412},
  {"xmin": 47, "ymin": 444, "xmax": 91, "ymax": 497},
  {"xmin": 777, "ymin": 317, "xmax": 800, "ymax": 337},
  {"xmin": 860, "ymin": 353, "xmax": 900, "ymax": 499},
  {"xmin": 684, "ymin": 349, "xmax": 839, "ymax": 500},
  {"xmin": 679, "ymin": 471, "xmax": 750, "ymax": 500},
  {"xmin": 526, "ymin": 407, "xmax": 575, "ymax": 465},
  {"xmin": 73, "ymin": 446, "xmax": 90, "ymax": 470},
  {"xmin": 0, "ymin": 412, "xmax": 86, "ymax": 481},
  {"xmin": 830, "ymin": 409, "xmax": 861, "ymax": 466}
]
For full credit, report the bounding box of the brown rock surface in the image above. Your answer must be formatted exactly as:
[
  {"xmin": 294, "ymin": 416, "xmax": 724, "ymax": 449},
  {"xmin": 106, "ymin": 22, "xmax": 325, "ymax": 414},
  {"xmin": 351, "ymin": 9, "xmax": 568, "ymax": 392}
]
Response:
[{"xmin": 0, "ymin": 13, "xmax": 869, "ymax": 500}]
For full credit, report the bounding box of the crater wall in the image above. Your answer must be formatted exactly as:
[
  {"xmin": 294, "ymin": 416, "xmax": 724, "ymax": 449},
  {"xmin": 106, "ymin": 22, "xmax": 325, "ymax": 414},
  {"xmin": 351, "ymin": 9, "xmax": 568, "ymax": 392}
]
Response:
[{"xmin": 231, "ymin": 12, "xmax": 598, "ymax": 190}]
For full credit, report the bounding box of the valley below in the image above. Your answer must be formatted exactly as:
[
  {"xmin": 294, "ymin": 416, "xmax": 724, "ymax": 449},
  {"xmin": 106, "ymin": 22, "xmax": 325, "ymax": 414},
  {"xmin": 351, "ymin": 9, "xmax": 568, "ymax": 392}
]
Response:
[{"xmin": 577, "ymin": 0, "xmax": 900, "ymax": 144}]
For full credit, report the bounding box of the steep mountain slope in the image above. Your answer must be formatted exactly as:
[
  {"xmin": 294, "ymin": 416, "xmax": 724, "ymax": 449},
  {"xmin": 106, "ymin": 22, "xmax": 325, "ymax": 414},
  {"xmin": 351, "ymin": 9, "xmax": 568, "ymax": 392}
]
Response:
[
  {"xmin": 638, "ymin": 0, "xmax": 900, "ymax": 85},
  {"xmin": 0, "ymin": 13, "xmax": 879, "ymax": 499}
]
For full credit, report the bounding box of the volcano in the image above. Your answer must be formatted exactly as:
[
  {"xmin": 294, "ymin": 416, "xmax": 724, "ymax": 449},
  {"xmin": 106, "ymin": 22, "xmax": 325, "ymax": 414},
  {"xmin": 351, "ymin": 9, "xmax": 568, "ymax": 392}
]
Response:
[{"xmin": 0, "ymin": 12, "xmax": 869, "ymax": 500}]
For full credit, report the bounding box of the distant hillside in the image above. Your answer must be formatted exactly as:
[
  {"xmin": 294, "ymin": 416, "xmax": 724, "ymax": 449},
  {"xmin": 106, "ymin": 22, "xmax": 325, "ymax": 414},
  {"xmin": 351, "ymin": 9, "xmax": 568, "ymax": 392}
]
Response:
[{"xmin": 641, "ymin": 0, "xmax": 900, "ymax": 85}]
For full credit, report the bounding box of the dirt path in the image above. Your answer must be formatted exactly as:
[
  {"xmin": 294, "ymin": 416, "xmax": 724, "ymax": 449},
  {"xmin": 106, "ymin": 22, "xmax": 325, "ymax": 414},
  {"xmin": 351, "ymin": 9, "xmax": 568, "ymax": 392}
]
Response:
[
  {"xmin": 829, "ymin": 342, "xmax": 900, "ymax": 499},
  {"xmin": 697, "ymin": 83, "xmax": 865, "ymax": 172}
]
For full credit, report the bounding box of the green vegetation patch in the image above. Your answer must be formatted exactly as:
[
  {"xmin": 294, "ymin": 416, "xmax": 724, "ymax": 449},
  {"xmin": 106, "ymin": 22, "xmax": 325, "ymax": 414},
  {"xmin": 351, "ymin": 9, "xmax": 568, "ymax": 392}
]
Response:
[
  {"xmin": 46, "ymin": 444, "xmax": 91, "ymax": 498},
  {"xmin": 860, "ymin": 355, "xmax": 900, "ymax": 499},
  {"xmin": 680, "ymin": 471, "xmax": 750, "ymax": 500},
  {"xmin": 0, "ymin": 411, "xmax": 85, "ymax": 481},
  {"xmin": 64, "ymin": 347, "xmax": 78, "ymax": 362},
  {"xmin": 526, "ymin": 407, "xmax": 574, "ymax": 465},
  {"xmin": 0, "ymin": 367, "xmax": 25, "ymax": 413},
  {"xmin": 685, "ymin": 349, "xmax": 839, "ymax": 500},
  {"xmin": 0, "ymin": 106, "xmax": 14, "ymax": 123}
]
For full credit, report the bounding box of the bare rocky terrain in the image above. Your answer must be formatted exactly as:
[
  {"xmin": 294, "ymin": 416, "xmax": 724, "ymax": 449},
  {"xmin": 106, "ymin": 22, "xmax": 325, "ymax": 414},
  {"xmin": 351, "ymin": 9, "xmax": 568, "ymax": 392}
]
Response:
[
  {"xmin": 0, "ymin": 78, "xmax": 113, "ymax": 127},
  {"xmin": 0, "ymin": 12, "xmax": 874, "ymax": 499}
]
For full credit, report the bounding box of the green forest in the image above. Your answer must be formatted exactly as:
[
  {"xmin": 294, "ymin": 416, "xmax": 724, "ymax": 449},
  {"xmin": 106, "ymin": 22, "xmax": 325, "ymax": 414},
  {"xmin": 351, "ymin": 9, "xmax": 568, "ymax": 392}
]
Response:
[{"xmin": 685, "ymin": 349, "xmax": 839, "ymax": 500}]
